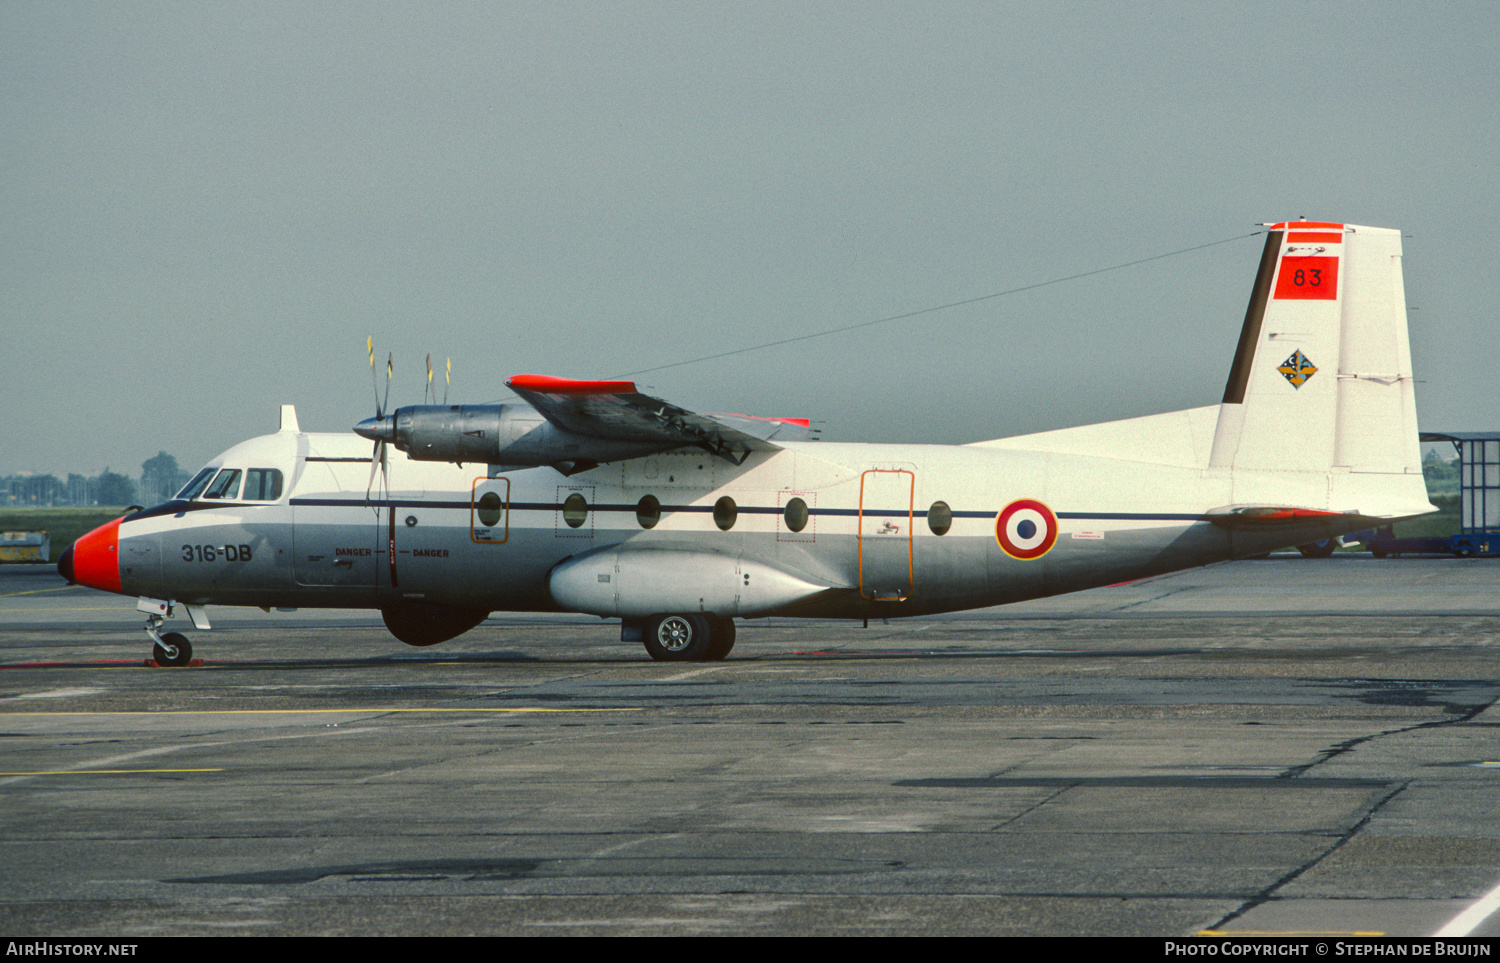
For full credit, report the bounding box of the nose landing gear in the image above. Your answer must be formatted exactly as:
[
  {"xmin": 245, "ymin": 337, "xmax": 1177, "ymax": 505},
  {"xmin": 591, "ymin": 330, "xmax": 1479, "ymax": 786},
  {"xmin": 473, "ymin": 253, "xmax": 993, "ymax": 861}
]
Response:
[
  {"xmin": 152, "ymin": 630, "xmax": 193, "ymax": 667},
  {"xmin": 140, "ymin": 599, "xmax": 197, "ymax": 667}
]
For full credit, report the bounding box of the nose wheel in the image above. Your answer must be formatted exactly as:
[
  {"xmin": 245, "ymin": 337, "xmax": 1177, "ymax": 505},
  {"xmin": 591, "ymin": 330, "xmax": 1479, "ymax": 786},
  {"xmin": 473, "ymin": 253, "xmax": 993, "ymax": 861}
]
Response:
[
  {"xmin": 144, "ymin": 611, "xmax": 194, "ymax": 667},
  {"xmin": 153, "ymin": 632, "xmax": 193, "ymax": 667}
]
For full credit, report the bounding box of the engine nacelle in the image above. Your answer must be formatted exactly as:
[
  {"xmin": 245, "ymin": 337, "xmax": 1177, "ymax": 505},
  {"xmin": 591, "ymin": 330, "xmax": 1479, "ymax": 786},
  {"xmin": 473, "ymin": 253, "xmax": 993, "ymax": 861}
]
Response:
[
  {"xmin": 548, "ymin": 546, "xmax": 842, "ymax": 618},
  {"xmin": 356, "ymin": 404, "xmax": 669, "ymax": 472}
]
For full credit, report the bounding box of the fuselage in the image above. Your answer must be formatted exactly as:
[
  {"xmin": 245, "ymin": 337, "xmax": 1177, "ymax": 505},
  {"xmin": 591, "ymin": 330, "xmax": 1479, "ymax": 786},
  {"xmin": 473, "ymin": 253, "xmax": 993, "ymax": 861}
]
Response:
[{"xmin": 83, "ymin": 426, "xmax": 1350, "ymax": 621}]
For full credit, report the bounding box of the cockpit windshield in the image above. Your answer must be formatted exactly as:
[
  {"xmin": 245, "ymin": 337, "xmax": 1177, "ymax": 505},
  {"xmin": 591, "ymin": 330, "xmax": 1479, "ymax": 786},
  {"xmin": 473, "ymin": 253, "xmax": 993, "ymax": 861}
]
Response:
[
  {"xmin": 202, "ymin": 469, "xmax": 242, "ymax": 500},
  {"xmin": 176, "ymin": 465, "xmax": 285, "ymax": 502},
  {"xmin": 176, "ymin": 468, "xmax": 216, "ymax": 500},
  {"xmin": 176, "ymin": 466, "xmax": 285, "ymax": 502}
]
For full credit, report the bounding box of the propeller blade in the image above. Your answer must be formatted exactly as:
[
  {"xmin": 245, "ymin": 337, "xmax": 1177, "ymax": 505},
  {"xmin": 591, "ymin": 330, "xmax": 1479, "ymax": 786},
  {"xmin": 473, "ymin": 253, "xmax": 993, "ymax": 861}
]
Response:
[
  {"xmin": 444, "ymin": 358, "xmax": 451, "ymax": 405},
  {"xmin": 382, "ymin": 353, "xmax": 393, "ymax": 419},
  {"xmin": 426, "ymin": 354, "xmax": 434, "ymax": 404},
  {"xmin": 365, "ymin": 439, "xmax": 383, "ymax": 503},
  {"xmin": 368, "ymin": 337, "xmax": 381, "ymax": 416}
]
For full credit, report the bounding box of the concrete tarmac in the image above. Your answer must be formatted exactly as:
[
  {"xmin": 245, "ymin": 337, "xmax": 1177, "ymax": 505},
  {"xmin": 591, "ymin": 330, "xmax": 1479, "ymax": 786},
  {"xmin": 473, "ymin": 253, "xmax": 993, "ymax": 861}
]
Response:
[{"xmin": 2, "ymin": 556, "xmax": 1500, "ymax": 936}]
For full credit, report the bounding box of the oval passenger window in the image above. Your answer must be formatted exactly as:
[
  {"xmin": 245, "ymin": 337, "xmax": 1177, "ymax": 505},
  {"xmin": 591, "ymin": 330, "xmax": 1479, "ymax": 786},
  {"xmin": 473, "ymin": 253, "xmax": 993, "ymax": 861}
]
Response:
[
  {"xmin": 713, "ymin": 496, "xmax": 737, "ymax": 531},
  {"xmin": 477, "ymin": 491, "xmax": 504, "ymax": 527},
  {"xmin": 928, "ymin": 501, "xmax": 953, "ymax": 536},
  {"xmin": 563, "ymin": 493, "xmax": 589, "ymax": 529},
  {"xmin": 784, "ymin": 497, "xmax": 809, "ymax": 533}
]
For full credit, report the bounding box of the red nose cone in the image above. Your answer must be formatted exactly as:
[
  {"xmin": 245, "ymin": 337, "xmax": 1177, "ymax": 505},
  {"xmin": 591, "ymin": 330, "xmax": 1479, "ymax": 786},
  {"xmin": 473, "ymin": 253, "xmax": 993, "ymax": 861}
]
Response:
[{"xmin": 72, "ymin": 519, "xmax": 123, "ymax": 594}]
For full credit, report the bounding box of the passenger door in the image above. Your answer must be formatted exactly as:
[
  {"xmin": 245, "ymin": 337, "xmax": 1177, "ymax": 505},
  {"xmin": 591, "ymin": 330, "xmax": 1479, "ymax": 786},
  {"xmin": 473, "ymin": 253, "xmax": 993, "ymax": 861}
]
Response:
[{"xmin": 858, "ymin": 468, "xmax": 914, "ymax": 600}]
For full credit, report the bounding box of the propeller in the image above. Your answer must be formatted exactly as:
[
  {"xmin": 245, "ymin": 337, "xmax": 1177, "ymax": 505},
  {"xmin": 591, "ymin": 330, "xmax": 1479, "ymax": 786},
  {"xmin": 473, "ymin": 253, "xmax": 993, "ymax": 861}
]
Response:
[
  {"xmin": 354, "ymin": 338, "xmax": 394, "ymax": 504},
  {"xmin": 352, "ymin": 345, "xmax": 455, "ymax": 501}
]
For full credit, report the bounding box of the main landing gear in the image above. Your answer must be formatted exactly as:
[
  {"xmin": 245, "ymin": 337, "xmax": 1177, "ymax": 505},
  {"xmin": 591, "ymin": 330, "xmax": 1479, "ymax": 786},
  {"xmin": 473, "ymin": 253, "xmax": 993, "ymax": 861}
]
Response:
[
  {"xmin": 1297, "ymin": 539, "xmax": 1338, "ymax": 558},
  {"xmin": 638, "ymin": 614, "xmax": 736, "ymax": 662}
]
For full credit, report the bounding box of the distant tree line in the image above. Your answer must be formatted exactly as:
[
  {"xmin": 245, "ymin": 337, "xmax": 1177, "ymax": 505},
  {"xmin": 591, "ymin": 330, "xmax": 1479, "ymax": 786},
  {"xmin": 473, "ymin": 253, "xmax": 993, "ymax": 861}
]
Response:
[
  {"xmin": 1, "ymin": 451, "xmax": 191, "ymax": 507},
  {"xmin": 1421, "ymin": 449, "xmax": 1459, "ymax": 495}
]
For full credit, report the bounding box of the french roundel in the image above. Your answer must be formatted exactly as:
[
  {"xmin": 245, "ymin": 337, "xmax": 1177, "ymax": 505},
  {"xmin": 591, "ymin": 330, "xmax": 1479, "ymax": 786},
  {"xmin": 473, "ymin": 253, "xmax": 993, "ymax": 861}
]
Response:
[{"xmin": 995, "ymin": 499, "xmax": 1058, "ymax": 560}]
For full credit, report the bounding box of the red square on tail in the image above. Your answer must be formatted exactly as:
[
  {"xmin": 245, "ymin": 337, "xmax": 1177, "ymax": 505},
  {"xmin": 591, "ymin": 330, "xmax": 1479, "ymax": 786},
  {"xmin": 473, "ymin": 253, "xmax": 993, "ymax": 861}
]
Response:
[{"xmin": 1273, "ymin": 256, "xmax": 1339, "ymax": 300}]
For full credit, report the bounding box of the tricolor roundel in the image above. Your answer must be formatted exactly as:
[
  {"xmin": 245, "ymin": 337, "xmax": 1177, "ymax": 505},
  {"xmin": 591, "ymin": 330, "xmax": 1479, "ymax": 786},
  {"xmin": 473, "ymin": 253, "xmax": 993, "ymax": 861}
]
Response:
[{"xmin": 995, "ymin": 499, "xmax": 1058, "ymax": 560}]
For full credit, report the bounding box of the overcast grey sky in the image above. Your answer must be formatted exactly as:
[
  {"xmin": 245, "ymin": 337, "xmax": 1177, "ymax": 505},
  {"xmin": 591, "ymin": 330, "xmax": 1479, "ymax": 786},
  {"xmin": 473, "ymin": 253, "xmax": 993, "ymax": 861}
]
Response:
[{"xmin": 4, "ymin": 1, "xmax": 1497, "ymax": 478}]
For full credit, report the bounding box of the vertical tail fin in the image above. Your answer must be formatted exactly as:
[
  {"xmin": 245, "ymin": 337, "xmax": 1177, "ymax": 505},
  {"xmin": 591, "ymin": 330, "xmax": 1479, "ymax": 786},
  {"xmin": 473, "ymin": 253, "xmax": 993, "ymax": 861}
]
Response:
[{"xmin": 1209, "ymin": 221, "xmax": 1428, "ymax": 515}]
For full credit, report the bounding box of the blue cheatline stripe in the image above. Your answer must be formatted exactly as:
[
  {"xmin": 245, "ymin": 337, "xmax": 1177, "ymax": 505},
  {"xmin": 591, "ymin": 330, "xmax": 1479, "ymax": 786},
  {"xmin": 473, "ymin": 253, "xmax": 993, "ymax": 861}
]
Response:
[
  {"xmin": 292, "ymin": 498, "xmax": 473, "ymax": 510},
  {"xmin": 288, "ymin": 497, "xmax": 1207, "ymax": 523}
]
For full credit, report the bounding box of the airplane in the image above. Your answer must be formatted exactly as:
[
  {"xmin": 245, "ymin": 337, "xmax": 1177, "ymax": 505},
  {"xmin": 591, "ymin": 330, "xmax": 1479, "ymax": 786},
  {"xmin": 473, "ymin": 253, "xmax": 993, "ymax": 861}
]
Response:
[{"xmin": 59, "ymin": 220, "xmax": 1433, "ymax": 666}]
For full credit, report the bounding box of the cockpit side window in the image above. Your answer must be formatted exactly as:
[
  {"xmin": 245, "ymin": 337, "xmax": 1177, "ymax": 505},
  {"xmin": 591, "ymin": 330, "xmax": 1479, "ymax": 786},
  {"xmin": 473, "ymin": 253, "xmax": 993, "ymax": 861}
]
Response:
[
  {"xmin": 243, "ymin": 468, "xmax": 284, "ymax": 501},
  {"xmin": 176, "ymin": 468, "xmax": 216, "ymax": 501},
  {"xmin": 202, "ymin": 469, "xmax": 242, "ymax": 500}
]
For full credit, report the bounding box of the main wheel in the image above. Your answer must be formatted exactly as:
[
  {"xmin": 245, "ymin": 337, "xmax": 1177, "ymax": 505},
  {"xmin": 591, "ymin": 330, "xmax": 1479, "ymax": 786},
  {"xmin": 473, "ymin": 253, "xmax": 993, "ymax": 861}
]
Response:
[
  {"xmin": 1297, "ymin": 539, "xmax": 1337, "ymax": 558},
  {"xmin": 154, "ymin": 632, "xmax": 192, "ymax": 667},
  {"xmin": 705, "ymin": 616, "xmax": 736, "ymax": 661},
  {"xmin": 643, "ymin": 614, "xmax": 712, "ymax": 662}
]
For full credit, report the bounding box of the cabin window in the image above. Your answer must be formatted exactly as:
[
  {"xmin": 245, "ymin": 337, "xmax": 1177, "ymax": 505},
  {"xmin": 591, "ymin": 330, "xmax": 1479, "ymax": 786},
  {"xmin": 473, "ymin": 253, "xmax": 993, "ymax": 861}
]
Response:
[
  {"xmin": 202, "ymin": 469, "xmax": 242, "ymax": 500},
  {"xmin": 637, "ymin": 495, "xmax": 661, "ymax": 529},
  {"xmin": 476, "ymin": 491, "xmax": 504, "ymax": 527},
  {"xmin": 176, "ymin": 468, "xmax": 216, "ymax": 500},
  {"xmin": 242, "ymin": 468, "xmax": 284, "ymax": 501},
  {"xmin": 928, "ymin": 501, "xmax": 952, "ymax": 536},
  {"xmin": 784, "ymin": 497, "xmax": 809, "ymax": 533},
  {"xmin": 713, "ymin": 496, "xmax": 737, "ymax": 531},
  {"xmin": 563, "ymin": 493, "xmax": 589, "ymax": 528}
]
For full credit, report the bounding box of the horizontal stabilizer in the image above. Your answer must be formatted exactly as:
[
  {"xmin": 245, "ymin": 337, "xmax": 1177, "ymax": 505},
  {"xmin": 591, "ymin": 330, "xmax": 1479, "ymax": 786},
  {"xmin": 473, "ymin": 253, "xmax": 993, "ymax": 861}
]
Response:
[
  {"xmin": 1204, "ymin": 504, "xmax": 1435, "ymax": 537},
  {"xmin": 1205, "ymin": 505, "xmax": 1365, "ymax": 531}
]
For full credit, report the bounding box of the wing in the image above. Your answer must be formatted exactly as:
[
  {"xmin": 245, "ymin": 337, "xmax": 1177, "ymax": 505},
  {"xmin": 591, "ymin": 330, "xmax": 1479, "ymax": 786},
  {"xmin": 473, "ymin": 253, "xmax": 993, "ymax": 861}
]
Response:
[{"xmin": 506, "ymin": 375, "xmax": 816, "ymax": 465}]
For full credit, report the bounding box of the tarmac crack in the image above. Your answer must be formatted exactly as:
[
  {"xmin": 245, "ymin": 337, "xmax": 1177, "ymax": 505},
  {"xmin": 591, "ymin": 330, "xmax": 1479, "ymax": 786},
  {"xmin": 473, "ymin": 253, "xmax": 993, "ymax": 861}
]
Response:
[
  {"xmin": 1279, "ymin": 687, "xmax": 1500, "ymax": 780},
  {"xmin": 1204, "ymin": 779, "xmax": 1411, "ymax": 932},
  {"xmin": 1207, "ymin": 683, "xmax": 1500, "ymax": 931},
  {"xmin": 988, "ymin": 784, "xmax": 1072, "ymax": 831}
]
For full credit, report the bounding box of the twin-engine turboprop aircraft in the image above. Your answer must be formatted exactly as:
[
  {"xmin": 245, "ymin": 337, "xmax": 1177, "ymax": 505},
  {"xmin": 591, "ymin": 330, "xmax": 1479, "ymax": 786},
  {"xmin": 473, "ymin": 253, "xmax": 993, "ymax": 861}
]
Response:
[{"xmin": 61, "ymin": 221, "xmax": 1433, "ymax": 665}]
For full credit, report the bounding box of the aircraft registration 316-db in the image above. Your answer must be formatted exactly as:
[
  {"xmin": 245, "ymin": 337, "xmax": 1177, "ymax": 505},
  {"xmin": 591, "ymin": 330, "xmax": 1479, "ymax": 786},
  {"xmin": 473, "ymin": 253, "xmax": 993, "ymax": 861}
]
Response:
[{"xmin": 60, "ymin": 220, "xmax": 1433, "ymax": 666}]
